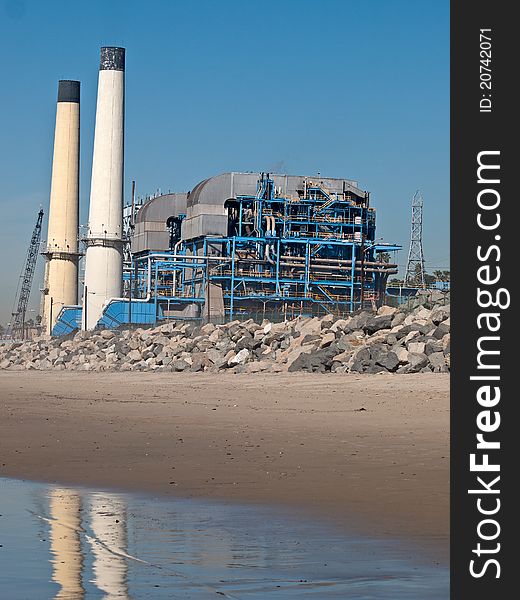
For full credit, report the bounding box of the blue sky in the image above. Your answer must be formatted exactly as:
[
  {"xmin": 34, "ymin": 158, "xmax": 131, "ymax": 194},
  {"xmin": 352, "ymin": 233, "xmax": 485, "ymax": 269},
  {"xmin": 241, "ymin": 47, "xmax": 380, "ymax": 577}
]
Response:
[{"xmin": 0, "ymin": 0, "xmax": 449, "ymax": 324}]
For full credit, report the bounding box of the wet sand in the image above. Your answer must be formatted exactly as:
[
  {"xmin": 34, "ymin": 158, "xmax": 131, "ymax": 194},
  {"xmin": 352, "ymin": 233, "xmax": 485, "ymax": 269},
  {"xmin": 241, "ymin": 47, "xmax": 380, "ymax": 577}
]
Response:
[{"xmin": 0, "ymin": 372, "xmax": 449, "ymax": 560}]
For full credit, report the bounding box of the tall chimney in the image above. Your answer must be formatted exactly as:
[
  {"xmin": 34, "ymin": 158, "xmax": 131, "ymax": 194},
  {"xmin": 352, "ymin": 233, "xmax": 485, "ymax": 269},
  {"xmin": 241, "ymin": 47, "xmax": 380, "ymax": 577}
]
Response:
[
  {"xmin": 43, "ymin": 80, "xmax": 80, "ymax": 335},
  {"xmin": 83, "ymin": 47, "xmax": 125, "ymax": 330}
]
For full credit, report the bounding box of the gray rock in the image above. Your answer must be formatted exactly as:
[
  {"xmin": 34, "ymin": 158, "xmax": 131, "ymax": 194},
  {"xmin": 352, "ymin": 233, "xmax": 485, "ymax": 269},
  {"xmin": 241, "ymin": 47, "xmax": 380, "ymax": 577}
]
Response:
[
  {"xmin": 424, "ymin": 338, "xmax": 443, "ymax": 355},
  {"xmin": 228, "ymin": 348, "xmax": 250, "ymax": 366},
  {"xmin": 320, "ymin": 332, "xmax": 336, "ymax": 348},
  {"xmin": 407, "ymin": 341, "xmax": 426, "ymax": 354},
  {"xmin": 395, "ymin": 324, "xmax": 423, "ymax": 340},
  {"xmin": 364, "ymin": 314, "xmax": 393, "ymax": 335},
  {"xmin": 368, "ymin": 344, "xmax": 388, "ymax": 363},
  {"xmin": 433, "ymin": 322, "xmax": 450, "ymax": 339},
  {"xmin": 354, "ymin": 347, "xmax": 372, "ymax": 365},
  {"xmin": 287, "ymin": 351, "xmax": 324, "ymax": 373},
  {"xmin": 376, "ymin": 351, "xmax": 399, "ymax": 372},
  {"xmin": 336, "ymin": 336, "xmax": 354, "ymax": 352},
  {"xmin": 200, "ymin": 323, "xmax": 216, "ymax": 335},
  {"xmin": 391, "ymin": 312, "xmax": 406, "ymax": 327},
  {"xmin": 330, "ymin": 319, "xmax": 349, "ymax": 332},
  {"xmin": 172, "ymin": 359, "xmax": 190, "ymax": 371},
  {"xmin": 393, "ymin": 346, "xmax": 410, "ymax": 364},
  {"xmin": 430, "ymin": 305, "xmax": 450, "ymax": 325},
  {"xmin": 407, "ymin": 352, "xmax": 429, "ymax": 372},
  {"xmin": 332, "ymin": 350, "xmax": 353, "ymax": 363},
  {"xmin": 377, "ymin": 305, "xmax": 397, "ymax": 317},
  {"xmin": 235, "ymin": 334, "xmax": 260, "ymax": 351},
  {"xmin": 300, "ymin": 334, "xmax": 321, "ymax": 345},
  {"xmin": 349, "ymin": 360, "xmax": 365, "ymax": 373},
  {"xmin": 190, "ymin": 352, "xmax": 212, "ymax": 372},
  {"xmin": 345, "ymin": 312, "xmax": 371, "ymax": 333},
  {"xmin": 100, "ymin": 329, "xmax": 116, "ymax": 340},
  {"xmin": 127, "ymin": 349, "xmax": 142, "ymax": 362},
  {"xmin": 0, "ymin": 304, "xmax": 451, "ymax": 375},
  {"xmin": 152, "ymin": 344, "xmax": 164, "ymax": 357},
  {"xmin": 365, "ymin": 364, "xmax": 387, "ymax": 374},
  {"xmin": 429, "ymin": 352, "xmax": 448, "ymax": 373},
  {"xmin": 385, "ymin": 333, "xmax": 398, "ymax": 346}
]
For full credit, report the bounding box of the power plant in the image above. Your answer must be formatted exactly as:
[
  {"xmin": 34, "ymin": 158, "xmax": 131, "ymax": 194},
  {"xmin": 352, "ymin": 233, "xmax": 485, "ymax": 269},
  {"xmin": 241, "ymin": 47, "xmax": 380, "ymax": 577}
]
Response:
[{"xmin": 31, "ymin": 46, "xmax": 401, "ymax": 336}]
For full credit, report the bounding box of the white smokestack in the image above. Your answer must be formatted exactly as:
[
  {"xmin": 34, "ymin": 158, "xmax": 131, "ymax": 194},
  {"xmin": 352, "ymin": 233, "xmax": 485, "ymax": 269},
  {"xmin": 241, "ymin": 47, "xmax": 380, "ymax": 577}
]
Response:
[
  {"xmin": 83, "ymin": 47, "xmax": 125, "ymax": 330},
  {"xmin": 43, "ymin": 80, "xmax": 80, "ymax": 334}
]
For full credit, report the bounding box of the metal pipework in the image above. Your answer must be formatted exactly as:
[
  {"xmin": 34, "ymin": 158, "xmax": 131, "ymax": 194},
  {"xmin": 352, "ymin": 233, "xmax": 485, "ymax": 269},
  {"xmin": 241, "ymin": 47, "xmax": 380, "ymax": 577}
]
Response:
[
  {"xmin": 276, "ymin": 261, "xmax": 398, "ymax": 275},
  {"xmin": 280, "ymin": 255, "xmax": 398, "ymax": 269}
]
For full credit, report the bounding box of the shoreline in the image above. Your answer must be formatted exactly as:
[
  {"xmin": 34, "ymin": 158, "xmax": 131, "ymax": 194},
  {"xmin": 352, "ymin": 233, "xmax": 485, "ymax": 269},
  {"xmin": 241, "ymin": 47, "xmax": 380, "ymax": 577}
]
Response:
[{"xmin": 0, "ymin": 371, "xmax": 449, "ymax": 561}]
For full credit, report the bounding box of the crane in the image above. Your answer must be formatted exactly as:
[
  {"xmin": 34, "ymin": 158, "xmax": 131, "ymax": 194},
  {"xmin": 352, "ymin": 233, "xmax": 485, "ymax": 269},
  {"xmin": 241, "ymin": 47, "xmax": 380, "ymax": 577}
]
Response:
[{"xmin": 7, "ymin": 208, "xmax": 44, "ymax": 340}]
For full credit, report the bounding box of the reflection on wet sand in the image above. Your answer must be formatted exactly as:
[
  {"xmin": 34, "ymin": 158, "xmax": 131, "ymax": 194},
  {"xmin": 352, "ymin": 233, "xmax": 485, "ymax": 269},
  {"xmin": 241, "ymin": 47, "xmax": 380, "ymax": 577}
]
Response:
[
  {"xmin": 48, "ymin": 489, "xmax": 129, "ymax": 599},
  {"xmin": 0, "ymin": 477, "xmax": 448, "ymax": 599},
  {"xmin": 49, "ymin": 489, "xmax": 84, "ymax": 599},
  {"xmin": 89, "ymin": 493, "xmax": 129, "ymax": 599}
]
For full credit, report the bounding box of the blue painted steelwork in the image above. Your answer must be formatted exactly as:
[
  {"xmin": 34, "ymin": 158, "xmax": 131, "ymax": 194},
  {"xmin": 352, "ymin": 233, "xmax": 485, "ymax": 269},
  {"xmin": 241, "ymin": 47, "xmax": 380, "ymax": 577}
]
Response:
[
  {"xmin": 98, "ymin": 300, "xmax": 159, "ymax": 329},
  {"xmin": 51, "ymin": 306, "xmax": 82, "ymax": 336},
  {"xmin": 122, "ymin": 174, "xmax": 400, "ymax": 323},
  {"xmin": 51, "ymin": 173, "xmax": 400, "ymax": 335}
]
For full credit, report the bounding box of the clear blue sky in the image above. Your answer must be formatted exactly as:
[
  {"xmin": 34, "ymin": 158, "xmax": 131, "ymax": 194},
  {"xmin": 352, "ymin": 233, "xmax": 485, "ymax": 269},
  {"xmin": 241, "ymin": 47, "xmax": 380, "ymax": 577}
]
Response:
[{"xmin": 0, "ymin": 0, "xmax": 449, "ymax": 324}]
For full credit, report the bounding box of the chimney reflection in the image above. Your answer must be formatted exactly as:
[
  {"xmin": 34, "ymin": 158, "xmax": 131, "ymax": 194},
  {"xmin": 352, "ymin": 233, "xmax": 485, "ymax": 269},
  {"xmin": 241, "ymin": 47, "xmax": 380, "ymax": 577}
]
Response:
[
  {"xmin": 49, "ymin": 489, "xmax": 84, "ymax": 599},
  {"xmin": 89, "ymin": 493, "xmax": 130, "ymax": 599}
]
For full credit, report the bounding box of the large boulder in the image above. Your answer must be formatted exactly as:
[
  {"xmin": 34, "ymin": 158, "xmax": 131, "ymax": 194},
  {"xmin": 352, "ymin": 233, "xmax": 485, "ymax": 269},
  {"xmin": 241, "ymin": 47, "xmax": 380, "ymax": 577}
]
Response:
[
  {"xmin": 433, "ymin": 322, "xmax": 450, "ymax": 339},
  {"xmin": 407, "ymin": 341, "xmax": 426, "ymax": 355},
  {"xmin": 377, "ymin": 305, "xmax": 397, "ymax": 317},
  {"xmin": 429, "ymin": 352, "xmax": 449, "ymax": 373},
  {"xmin": 344, "ymin": 312, "xmax": 371, "ymax": 333},
  {"xmin": 319, "ymin": 332, "xmax": 336, "ymax": 348},
  {"xmin": 127, "ymin": 349, "xmax": 142, "ymax": 362},
  {"xmin": 424, "ymin": 338, "xmax": 443, "ymax": 355},
  {"xmin": 287, "ymin": 346, "xmax": 337, "ymax": 373},
  {"xmin": 430, "ymin": 305, "xmax": 450, "ymax": 325},
  {"xmin": 228, "ymin": 348, "xmax": 250, "ymax": 366},
  {"xmin": 364, "ymin": 314, "xmax": 393, "ymax": 335},
  {"xmin": 407, "ymin": 352, "xmax": 429, "ymax": 373},
  {"xmin": 393, "ymin": 346, "xmax": 410, "ymax": 364},
  {"xmin": 375, "ymin": 351, "xmax": 400, "ymax": 372}
]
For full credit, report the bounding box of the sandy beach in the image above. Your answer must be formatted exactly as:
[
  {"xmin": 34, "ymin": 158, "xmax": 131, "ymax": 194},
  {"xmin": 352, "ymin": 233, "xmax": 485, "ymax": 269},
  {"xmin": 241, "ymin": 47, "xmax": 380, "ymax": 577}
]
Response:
[{"xmin": 0, "ymin": 371, "xmax": 449, "ymax": 560}]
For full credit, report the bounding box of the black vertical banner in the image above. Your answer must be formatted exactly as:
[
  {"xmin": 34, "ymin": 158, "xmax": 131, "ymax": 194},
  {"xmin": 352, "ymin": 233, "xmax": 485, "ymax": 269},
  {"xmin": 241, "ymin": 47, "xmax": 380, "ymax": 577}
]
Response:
[{"xmin": 451, "ymin": 1, "xmax": 514, "ymax": 598}]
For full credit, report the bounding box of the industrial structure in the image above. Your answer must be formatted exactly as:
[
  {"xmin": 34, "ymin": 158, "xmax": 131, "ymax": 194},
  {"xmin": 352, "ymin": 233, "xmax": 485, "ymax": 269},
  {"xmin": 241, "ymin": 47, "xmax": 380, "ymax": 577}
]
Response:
[
  {"xmin": 7, "ymin": 209, "xmax": 44, "ymax": 339},
  {"xmin": 27, "ymin": 44, "xmax": 400, "ymax": 336},
  {"xmin": 82, "ymin": 47, "xmax": 125, "ymax": 330},
  {"xmin": 41, "ymin": 80, "xmax": 81, "ymax": 334},
  {"xmin": 404, "ymin": 190, "xmax": 426, "ymax": 288},
  {"xmin": 53, "ymin": 171, "xmax": 400, "ymax": 334}
]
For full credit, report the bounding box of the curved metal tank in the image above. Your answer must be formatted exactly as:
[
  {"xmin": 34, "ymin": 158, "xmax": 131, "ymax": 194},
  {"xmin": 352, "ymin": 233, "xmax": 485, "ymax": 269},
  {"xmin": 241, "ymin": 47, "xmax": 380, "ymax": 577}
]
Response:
[
  {"xmin": 131, "ymin": 192, "xmax": 188, "ymax": 255},
  {"xmin": 181, "ymin": 172, "xmax": 363, "ymax": 241}
]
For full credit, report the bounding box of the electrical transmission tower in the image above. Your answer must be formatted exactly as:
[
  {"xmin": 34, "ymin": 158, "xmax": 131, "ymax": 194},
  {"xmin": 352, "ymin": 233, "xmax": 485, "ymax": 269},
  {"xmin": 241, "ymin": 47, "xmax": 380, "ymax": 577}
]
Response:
[
  {"xmin": 405, "ymin": 190, "xmax": 426, "ymax": 288},
  {"xmin": 7, "ymin": 209, "xmax": 44, "ymax": 340}
]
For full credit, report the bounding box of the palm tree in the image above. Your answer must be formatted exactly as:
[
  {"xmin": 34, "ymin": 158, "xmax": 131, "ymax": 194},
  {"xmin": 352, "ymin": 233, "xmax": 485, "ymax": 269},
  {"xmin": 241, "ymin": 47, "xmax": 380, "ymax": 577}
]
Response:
[{"xmin": 432, "ymin": 270, "xmax": 451, "ymax": 282}]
